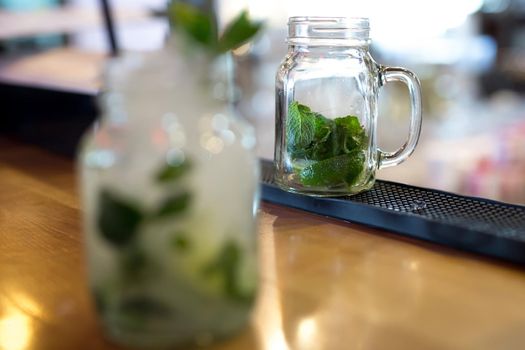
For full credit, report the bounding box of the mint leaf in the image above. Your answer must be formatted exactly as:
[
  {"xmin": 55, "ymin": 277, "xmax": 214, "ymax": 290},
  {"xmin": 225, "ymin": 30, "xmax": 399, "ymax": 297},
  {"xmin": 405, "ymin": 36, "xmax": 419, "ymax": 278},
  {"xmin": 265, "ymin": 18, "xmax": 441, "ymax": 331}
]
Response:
[
  {"xmin": 98, "ymin": 190, "xmax": 143, "ymax": 247},
  {"xmin": 120, "ymin": 297, "xmax": 170, "ymax": 317},
  {"xmin": 156, "ymin": 160, "xmax": 192, "ymax": 183},
  {"xmin": 202, "ymin": 240, "xmax": 252, "ymax": 303},
  {"xmin": 344, "ymin": 151, "xmax": 365, "ymax": 185},
  {"xmin": 155, "ymin": 192, "xmax": 191, "ymax": 218},
  {"xmin": 217, "ymin": 10, "xmax": 262, "ymax": 53},
  {"xmin": 286, "ymin": 101, "xmax": 316, "ymax": 151},
  {"xmin": 172, "ymin": 232, "xmax": 190, "ymax": 252},
  {"xmin": 118, "ymin": 296, "xmax": 171, "ymax": 329},
  {"xmin": 121, "ymin": 247, "xmax": 148, "ymax": 282},
  {"xmin": 334, "ymin": 115, "xmax": 365, "ymax": 153},
  {"xmin": 301, "ymin": 115, "xmax": 336, "ymax": 160},
  {"xmin": 169, "ymin": 2, "xmax": 217, "ymax": 46},
  {"xmin": 168, "ymin": 3, "xmax": 262, "ymax": 55},
  {"xmin": 92, "ymin": 288, "xmax": 107, "ymax": 313},
  {"xmin": 313, "ymin": 113, "xmax": 333, "ymax": 141},
  {"xmin": 299, "ymin": 151, "xmax": 364, "ymax": 187},
  {"xmin": 303, "ymin": 138, "xmax": 333, "ymax": 160},
  {"xmin": 335, "ymin": 115, "xmax": 361, "ymax": 132}
]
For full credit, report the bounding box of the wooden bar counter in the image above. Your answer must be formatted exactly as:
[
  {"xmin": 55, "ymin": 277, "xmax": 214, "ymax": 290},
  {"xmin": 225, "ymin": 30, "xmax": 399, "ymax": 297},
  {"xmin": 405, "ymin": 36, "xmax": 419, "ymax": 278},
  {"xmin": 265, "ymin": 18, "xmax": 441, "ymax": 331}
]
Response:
[{"xmin": 1, "ymin": 138, "xmax": 525, "ymax": 350}]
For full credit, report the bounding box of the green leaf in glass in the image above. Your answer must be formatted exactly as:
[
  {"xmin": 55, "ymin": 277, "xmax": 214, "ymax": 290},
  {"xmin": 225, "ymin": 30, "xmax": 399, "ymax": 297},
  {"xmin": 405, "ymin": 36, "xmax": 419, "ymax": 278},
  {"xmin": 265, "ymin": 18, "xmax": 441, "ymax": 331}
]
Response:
[
  {"xmin": 155, "ymin": 192, "xmax": 192, "ymax": 218},
  {"xmin": 156, "ymin": 160, "xmax": 192, "ymax": 183},
  {"xmin": 299, "ymin": 151, "xmax": 365, "ymax": 187},
  {"xmin": 286, "ymin": 101, "xmax": 316, "ymax": 151},
  {"xmin": 97, "ymin": 190, "xmax": 143, "ymax": 247}
]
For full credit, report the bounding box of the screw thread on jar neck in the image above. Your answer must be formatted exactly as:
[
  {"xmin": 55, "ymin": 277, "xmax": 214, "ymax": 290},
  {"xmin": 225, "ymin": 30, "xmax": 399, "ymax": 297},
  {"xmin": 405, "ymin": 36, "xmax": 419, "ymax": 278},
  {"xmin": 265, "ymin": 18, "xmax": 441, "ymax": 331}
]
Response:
[{"xmin": 287, "ymin": 16, "xmax": 370, "ymax": 47}]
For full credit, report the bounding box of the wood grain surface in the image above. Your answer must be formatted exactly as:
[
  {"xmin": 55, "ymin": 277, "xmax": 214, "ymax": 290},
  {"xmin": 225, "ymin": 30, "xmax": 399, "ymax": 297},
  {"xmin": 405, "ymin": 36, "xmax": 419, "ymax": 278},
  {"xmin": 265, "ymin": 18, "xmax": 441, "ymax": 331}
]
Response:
[{"xmin": 1, "ymin": 138, "xmax": 525, "ymax": 350}]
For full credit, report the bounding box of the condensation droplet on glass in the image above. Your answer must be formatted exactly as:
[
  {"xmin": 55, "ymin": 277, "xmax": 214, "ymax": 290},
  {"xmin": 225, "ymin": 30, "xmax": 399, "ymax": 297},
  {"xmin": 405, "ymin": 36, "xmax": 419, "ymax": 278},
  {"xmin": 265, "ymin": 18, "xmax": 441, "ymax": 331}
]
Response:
[
  {"xmin": 105, "ymin": 91, "xmax": 124, "ymax": 108},
  {"xmin": 212, "ymin": 82, "xmax": 227, "ymax": 100},
  {"xmin": 166, "ymin": 148, "xmax": 185, "ymax": 166},
  {"xmin": 220, "ymin": 129, "xmax": 236, "ymax": 145},
  {"xmin": 202, "ymin": 135, "xmax": 224, "ymax": 154},
  {"xmin": 161, "ymin": 112, "xmax": 178, "ymax": 129},
  {"xmin": 200, "ymin": 131, "xmax": 213, "ymax": 148},
  {"xmin": 241, "ymin": 134, "xmax": 256, "ymax": 149},
  {"xmin": 198, "ymin": 115, "xmax": 212, "ymax": 132},
  {"xmin": 86, "ymin": 150, "xmax": 115, "ymax": 169},
  {"xmin": 211, "ymin": 113, "xmax": 229, "ymax": 131},
  {"xmin": 168, "ymin": 128, "xmax": 186, "ymax": 148}
]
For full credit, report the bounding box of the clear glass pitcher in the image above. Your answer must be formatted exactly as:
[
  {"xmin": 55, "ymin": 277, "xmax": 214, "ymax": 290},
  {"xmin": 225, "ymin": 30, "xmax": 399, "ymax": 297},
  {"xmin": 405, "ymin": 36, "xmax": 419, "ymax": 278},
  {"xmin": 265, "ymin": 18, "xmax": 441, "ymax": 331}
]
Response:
[
  {"xmin": 275, "ymin": 17, "xmax": 422, "ymax": 196},
  {"xmin": 77, "ymin": 42, "xmax": 259, "ymax": 350}
]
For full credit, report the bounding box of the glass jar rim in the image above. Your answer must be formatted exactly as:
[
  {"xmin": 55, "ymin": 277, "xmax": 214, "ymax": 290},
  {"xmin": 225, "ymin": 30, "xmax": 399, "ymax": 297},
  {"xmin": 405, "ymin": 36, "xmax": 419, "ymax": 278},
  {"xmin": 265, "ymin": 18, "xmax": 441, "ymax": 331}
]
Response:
[
  {"xmin": 287, "ymin": 16, "xmax": 370, "ymax": 46},
  {"xmin": 288, "ymin": 16, "xmax": 369, "ymax": 28}
]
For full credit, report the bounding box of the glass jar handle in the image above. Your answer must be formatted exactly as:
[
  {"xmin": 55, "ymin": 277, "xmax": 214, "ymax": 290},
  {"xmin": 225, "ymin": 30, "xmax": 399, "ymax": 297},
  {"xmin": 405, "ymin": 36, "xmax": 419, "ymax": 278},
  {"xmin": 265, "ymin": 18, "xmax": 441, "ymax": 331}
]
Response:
[{"xmin": 378, "ymin": 66, "xmax": 423, "ymax": 169}]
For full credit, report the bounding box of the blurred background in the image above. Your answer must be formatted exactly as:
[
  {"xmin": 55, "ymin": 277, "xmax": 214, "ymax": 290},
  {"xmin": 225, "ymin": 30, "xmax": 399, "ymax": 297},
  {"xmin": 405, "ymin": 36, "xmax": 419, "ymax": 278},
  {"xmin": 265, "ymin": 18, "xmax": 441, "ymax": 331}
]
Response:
[{"xmin": 1, "ymin": 0, "xmax": 524, "ymax": 205}]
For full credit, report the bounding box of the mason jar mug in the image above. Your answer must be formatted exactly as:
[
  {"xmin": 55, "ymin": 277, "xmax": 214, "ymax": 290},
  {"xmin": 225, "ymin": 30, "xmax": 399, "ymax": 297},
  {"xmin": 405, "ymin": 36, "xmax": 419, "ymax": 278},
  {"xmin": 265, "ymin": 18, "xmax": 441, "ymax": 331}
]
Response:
[{"xmin": 275, "ymin": 17, "xmax": 422, "ymax": 196}]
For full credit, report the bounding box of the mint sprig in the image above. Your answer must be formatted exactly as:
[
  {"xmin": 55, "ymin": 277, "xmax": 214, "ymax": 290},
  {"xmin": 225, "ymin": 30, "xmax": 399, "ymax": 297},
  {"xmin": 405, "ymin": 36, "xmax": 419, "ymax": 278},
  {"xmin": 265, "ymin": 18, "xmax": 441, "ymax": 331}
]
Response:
[
  {"xmin": 169, "ymin": 2, "xmax": 217, "ymax": 47},
  {"xmin": 169, "ymin": 2, "xmax": 263, "ymax": 54},
  {"xmin": 217, "ymin": 11, "xmax": 263, "ymax": 53},
  {"xmin": 286, "ymin": 102, "xmax": 367, "ymax": 187}
]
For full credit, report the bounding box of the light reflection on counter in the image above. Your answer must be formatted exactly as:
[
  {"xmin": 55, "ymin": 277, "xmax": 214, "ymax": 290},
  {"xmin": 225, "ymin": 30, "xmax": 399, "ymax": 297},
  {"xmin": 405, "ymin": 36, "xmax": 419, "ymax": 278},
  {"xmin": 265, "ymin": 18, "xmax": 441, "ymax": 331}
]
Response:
[
  {"xmin": 0, "ymin": 308, "xmax": 32, "ymax": 350},
  {"xmin": 296, "ymin": 316, "xmax": 318, "ymax": 350},
  {"xmin": 0, "ymin": 292, "xmax": 44, "ymax": 350},
  {"xmin": 255, "ymin": 205, "xmax": 431, "ymax": 349},
  {"xmin": 254, "ymin": 212, "xmax": 290, "ymax": 350}
]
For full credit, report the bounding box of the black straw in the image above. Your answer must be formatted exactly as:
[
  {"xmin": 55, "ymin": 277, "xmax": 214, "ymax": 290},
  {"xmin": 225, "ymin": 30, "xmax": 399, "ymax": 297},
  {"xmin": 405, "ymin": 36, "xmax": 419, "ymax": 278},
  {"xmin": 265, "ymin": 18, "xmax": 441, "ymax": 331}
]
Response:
[{"xmin": 99, "ymin": 0, "xmax": 119, "ymax": 56}]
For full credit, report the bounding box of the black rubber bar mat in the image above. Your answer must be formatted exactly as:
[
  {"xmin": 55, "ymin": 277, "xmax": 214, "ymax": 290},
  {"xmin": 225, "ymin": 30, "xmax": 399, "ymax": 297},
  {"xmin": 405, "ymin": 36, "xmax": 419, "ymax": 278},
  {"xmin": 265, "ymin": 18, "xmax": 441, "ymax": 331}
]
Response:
[{"xmin": 260, "ymin": 159, "xmax": 525, "ymax": 265}]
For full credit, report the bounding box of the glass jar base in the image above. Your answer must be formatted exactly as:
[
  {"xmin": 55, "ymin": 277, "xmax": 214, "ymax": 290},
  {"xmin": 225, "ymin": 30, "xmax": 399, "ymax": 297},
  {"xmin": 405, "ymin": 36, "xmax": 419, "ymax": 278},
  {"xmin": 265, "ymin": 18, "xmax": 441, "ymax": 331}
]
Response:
[
  {"xmin": 102, "ymin": 321, "xmax": 248, "ymax": 349},
  {"xmin": 100, "ymin": 309, "xmax": 251, "ymax": 350},
  {"xmin": 275, "ymin": 177, "xmax": 376, "ymax": 197}
]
